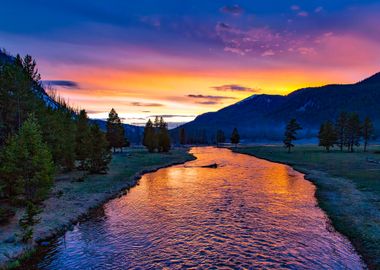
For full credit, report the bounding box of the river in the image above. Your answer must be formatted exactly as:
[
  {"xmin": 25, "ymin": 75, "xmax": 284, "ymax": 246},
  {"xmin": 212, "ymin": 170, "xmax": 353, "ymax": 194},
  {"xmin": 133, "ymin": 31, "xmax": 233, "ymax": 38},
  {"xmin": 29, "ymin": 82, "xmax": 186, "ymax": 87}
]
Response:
[{"xmin": 25, "ymin": 147, "xmax": 364, "ymax": 269}]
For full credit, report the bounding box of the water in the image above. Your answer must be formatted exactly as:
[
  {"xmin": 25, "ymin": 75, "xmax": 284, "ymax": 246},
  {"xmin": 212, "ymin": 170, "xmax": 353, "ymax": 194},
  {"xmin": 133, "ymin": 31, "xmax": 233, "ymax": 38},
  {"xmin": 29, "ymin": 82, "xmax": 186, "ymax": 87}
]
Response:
[{"xmin": 26, "ymin": 147, "xmax": 364, "ymax": 269}]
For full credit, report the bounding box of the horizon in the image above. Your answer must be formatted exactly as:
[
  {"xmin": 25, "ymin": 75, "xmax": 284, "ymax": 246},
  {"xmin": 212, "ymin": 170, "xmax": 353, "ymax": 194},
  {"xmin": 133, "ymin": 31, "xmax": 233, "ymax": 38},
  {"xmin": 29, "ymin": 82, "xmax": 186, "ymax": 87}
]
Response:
[{"xmin": 1, "ymin": 1, "xmax": 380, "ymax": 127}]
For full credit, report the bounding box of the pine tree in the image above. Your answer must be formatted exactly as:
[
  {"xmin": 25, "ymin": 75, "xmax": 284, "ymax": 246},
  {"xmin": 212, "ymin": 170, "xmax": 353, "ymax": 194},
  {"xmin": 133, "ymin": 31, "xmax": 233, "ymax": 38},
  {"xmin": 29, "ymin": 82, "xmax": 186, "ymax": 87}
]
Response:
[
  {"xmin": 179, "ymin": 128, "xmax": 186, "ymax": 145},
  {"xmin": 346, "ymin": 113, "xmax": 361, "ymax": 152},
  {"xmin": 0, "ymin": 115, "xmax": 54, "ymax": 202},
  {"xmin": 106, "ymin": 108, "xmax": 125, "ymax": 152},
  {"xmin": 88, "ymin": 124, "xmax": 112, "ymax": 174},
  {"xmin": 335, "ymin": 112, "xmax": 348, "ymax": 151},
  {"xmin": 158, "ymin": 117, "xmax": 171, "ymax": 152},
  {"xmin": 216, "ymin": 129, "xmax": 226, "ymax": 146},
  {"xmin": 318, "ymin": 121, "xmax": 337, "ymax": 152},
  {"xmin": 75, "ymin": 110, "xmax": 91, "ymax": 169},
  {"xmin": 362, "ymin": 117, "xmax": 374, "ymax": 152},
  {"xmin": 230, "ymin": 128, "xmax": 240, "ymax": 146},
  {"xmin": 283, "ymin": 119, "xmax": 302, "ymax": 153},
  {"xmin": 143, "ymin": 119, "xmax": 155, "ymax": 152}
]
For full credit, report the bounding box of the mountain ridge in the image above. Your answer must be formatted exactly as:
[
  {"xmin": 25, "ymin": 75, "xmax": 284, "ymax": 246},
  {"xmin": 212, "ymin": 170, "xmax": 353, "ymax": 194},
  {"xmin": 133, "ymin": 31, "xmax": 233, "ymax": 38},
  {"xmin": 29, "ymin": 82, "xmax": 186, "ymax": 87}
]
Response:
[{"xmin": 173, "ymin": 72, "xmax": 380, "ymax": 142}]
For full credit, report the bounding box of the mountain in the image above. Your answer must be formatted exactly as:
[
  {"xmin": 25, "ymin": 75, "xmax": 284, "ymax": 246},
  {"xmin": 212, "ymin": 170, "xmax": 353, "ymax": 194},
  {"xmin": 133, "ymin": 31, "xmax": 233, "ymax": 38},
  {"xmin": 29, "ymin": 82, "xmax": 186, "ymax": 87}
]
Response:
[{"xmin": 173, "ymin": 72, "xmax": 380, "ymax": 143}]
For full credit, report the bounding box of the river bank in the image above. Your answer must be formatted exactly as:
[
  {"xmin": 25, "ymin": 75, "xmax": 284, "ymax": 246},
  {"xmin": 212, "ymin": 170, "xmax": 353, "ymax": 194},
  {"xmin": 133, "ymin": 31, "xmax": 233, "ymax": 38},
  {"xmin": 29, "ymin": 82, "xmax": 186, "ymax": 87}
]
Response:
[
  {"xmin": 232, "ymin": 145, "xmax": 380, "ymax": 269},
  {"xmin": 0, "ymin": 147, "xmax": 195, "ymax": 269}
]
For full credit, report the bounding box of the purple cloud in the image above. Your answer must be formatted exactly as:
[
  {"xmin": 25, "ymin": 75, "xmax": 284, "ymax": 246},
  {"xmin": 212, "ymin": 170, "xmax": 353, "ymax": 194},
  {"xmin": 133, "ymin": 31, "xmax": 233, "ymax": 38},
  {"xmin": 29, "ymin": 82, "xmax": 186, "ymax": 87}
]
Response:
[
  {"xmin": 211, "ymin": 84, "xmax": 259, "ymax": 92},
  {"xmin": 220, "ymin": 5, "xmax": 244, "ymax": 15}
]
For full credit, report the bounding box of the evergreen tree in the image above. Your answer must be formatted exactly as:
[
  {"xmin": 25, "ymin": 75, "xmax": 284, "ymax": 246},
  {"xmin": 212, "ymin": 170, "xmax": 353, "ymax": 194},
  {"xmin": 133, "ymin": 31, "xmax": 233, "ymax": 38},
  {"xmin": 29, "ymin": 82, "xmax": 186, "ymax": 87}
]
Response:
[
  {"xmin": 88, "ymin": 124, "xmax": 112, "ymax": 174},
  {"xmin": 0, "ymin": 115, "xmax": 54, "ymax": 202},
  {"xmin": 143, "ymin": 119, "xmax": 155, "ymax": 152},
  {"xmin": 362, "ymin": 117, "xmax": 374, "ymax": 152},
  {"xmin": 346, "ymin": 113, "xmax": 361, "ymax": 152},
  {"xmin": 75, "ymin": 110, "xmax": 91, "ymax": 169},
  {"xmin": 335, "ymin": 112, "xmax": 348, "ymax": 151},
  {"xmin": 179, "ymin": 128, "xmax": 186, "ymax": 145},
  {"xmin": 158, "ymin": 117, "xmax": 171, "ymax": 152},
  {"xmin": 216, "ymin": 129, "xmax": 226, "ymax": 146},
  {"xmin": 318, "ymin": 121, "xmax": 337, "ymax": 152},
  {"xmin": 230, "ymin": 128, "xmax": 240, "ymax": 146},
  {"xmin": 106, "ymin": 108, "xmax": 125, "ymax": 152},
  {"xmin": 283, "ymin": 119, "xmax": 302, "ymax": 153}
]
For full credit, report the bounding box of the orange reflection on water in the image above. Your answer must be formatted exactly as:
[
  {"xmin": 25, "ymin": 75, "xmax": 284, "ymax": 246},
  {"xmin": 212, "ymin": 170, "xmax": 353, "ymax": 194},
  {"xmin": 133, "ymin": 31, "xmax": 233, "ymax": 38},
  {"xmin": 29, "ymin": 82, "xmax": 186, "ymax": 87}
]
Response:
[{"xmin": 34, "ymin": 147, "xmax": 364, "ymax": 270}]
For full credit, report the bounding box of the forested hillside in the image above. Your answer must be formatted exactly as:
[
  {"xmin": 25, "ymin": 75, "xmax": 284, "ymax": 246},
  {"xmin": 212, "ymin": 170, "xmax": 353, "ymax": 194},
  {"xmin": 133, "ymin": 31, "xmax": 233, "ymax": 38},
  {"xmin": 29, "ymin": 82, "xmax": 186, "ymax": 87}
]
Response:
[{"xmin": 173, "ymin": 73, "xmax": 380, "ymax": 143}]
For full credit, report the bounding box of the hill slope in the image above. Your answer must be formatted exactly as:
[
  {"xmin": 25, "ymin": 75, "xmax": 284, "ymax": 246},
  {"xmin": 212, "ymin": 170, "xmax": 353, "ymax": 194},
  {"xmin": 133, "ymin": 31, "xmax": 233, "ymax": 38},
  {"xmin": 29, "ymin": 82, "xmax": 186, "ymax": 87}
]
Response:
[{"xmin": 173, "ymin": 73, "xmax": 380, "ymax": 142}]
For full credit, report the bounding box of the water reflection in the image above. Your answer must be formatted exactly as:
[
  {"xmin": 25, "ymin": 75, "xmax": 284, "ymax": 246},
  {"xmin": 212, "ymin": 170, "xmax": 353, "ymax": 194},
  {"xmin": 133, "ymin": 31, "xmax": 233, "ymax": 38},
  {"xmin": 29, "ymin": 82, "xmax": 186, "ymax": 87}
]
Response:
[{"xmin": 27, "ymin": 147, "xmax": 364, "ymax": 269}]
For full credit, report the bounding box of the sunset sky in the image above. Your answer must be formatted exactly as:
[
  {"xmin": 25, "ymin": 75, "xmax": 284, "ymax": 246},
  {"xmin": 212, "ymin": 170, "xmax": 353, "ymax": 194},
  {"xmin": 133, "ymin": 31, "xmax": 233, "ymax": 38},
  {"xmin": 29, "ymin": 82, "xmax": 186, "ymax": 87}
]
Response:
[{"xmin": 1, "ymin": 1, "xmax": 380, "ymax": 127}]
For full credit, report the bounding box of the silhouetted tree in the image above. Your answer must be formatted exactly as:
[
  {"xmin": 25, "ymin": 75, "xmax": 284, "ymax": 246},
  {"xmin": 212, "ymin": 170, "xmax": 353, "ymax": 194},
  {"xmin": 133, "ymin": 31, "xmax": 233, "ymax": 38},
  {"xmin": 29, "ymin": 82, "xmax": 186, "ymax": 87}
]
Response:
[
  {"xmin": 283, "ymin": 119, "xmax": 302, "ymax": 153},
  {"xmin": 106, "ymin": 108, "xmax": 125, "ymax": 152},
  {"xmin": 216, "ymin": 129, "xmax": 225, "ymax": 146},
  {"xmin": 179, "ymin": 128, "xmax": 186, "ymax": 145},
  {"xmin": 75, "ymin": 110, "xmax": 91, "ymax": 169},
  {"xmin": 346, "ymin": 113, "xmax": 361, "ymax": 152},
  {"xmin": 143, "ymin": 119, "xmax": 155, "ymax": 152},
  {"xmin": 318, "ymin": 121, "xmax": 337, "ymax": 152},
  {"xmin": 158, "ymin": 117, "xmax": 171, "ymax": 152},
  {"xmin": 230, "ymin": 128, "xmax": 240, "ymax": 146},
  {"xmin": 88, "ymin": 124, "xmax": 112, "ymax": 174},
  {"xmin": 335, "ymin": 112, "xmax": 348, "ymax": 152},
  {"xmin": 362, "ymin": 117, "xmax": 374, "ymax": 152}
]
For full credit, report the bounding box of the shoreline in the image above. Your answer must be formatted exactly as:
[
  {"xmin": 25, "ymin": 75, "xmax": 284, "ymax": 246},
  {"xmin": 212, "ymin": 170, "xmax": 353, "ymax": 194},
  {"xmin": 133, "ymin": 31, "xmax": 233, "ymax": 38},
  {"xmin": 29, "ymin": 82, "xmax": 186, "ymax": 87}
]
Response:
[
  {"xmin": 0, "ymin": 148, "xmax": 195, "ymax": 269},
  {"xmin": 231, "ymin": 146, "xmax": 380, "ymax": 269}
]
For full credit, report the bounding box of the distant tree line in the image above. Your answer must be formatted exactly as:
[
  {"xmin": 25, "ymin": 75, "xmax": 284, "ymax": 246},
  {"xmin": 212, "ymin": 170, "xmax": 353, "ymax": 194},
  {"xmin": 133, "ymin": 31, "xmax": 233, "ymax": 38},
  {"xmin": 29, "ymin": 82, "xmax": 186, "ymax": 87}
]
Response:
[
  {"xmin": 143, "ymin": 116, "xmax": 171, "ymax": 152},
  {"xmin": 282, "ymin": 113, "xmax": 375, "ymax": 153},
  {"xmin": 318, "ymin": 112, "xmax": 375, "ymax": 152},
  {"xmin": 0, "ymin": 52, "xmax": 127, "ymax": 239},
  {"xmin": 177, "ymin": 127, "xmax": 240, "ymax": 146}
]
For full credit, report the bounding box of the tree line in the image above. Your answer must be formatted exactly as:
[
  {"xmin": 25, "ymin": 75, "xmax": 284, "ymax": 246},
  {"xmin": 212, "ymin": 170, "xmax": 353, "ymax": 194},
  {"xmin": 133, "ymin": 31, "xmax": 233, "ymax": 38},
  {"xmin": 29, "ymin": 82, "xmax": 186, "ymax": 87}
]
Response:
[
  {"xmin": 318, "ymin": 112, "xmax": 374, "ymax": 152},
  {"xmin": 0, "ymin": 52, "xmax": 129, "ymax": 239},
  {"xmin": 282, "ymin": 113, "xmax": 375, "ymax": 153},
  {"xmin": 178, "ymin": 127, "xmax": 240, "ymax": 146}
]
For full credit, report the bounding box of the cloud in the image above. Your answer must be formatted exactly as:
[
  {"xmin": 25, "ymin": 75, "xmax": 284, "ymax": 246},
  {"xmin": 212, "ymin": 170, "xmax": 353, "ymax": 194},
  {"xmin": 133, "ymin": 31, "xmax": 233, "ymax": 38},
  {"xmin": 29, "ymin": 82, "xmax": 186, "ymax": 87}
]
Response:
[
  {"xmin": 42, "ymin": 80, "xmax": 79, "ymax": 89},
  {"xmin": 291, "ymin": 5, "xmax": 300, "ymax": 11},
  {"xmin": 262, "ymin": 50, "xmax": 275, "ymax": 57},
  {"xmin": 298, "ymin": 11, "xmax": 309, "ymax": 17},
  {"xmin": 315, "ymin": 6, "xmax": 323, "ymax": 13},
  {"xmin": 196, "ymin": 101, "xmax": 219, "ymax": 105},
  {"xmin": 187, "ymin": 94, "xmax": 236, "ymax": 100},
  {"xmin": 187, "ymin": 94, "xmax": 236, "ymax": 105},
  {"xmin": 211, "ymin": 84, "xmax": 259, "ymax": 92},
  {"xmin": 149, "ymin": 114, "xmax": 195, "ymax": 118},
  {"xmin": 130, "ymin": 102, "xmax": 164, "ymax": 107},
  {"xmin": 220, "ymin": 5, "xmax": 244, "ymax": 15}
]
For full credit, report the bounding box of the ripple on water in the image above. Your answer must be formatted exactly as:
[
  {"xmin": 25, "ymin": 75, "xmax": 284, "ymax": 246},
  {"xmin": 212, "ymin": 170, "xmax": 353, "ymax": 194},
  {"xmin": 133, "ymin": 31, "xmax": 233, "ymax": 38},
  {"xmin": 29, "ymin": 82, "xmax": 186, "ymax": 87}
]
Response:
[{"xmin": 25, "ymin": 147, "xmax": 364, "ymax": 270}]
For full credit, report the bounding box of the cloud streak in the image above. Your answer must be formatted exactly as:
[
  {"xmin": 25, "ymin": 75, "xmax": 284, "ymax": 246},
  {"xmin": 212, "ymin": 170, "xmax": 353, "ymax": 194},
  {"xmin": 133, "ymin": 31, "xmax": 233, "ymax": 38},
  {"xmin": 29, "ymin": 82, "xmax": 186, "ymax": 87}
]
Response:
[
  {"xmin": 130, "ymin": 102, "xmax": 164, "ymax": 107},
  {"xmin": 42, "ymin": 80, "xmax": 80, "ymax": 89},
  {"xmin": 220, "ymin": 5, "xmax": 244, "ymax": 15},
  {"xmin": 211, "ymin": 84, "xmax": 259, "ymax": 92}
]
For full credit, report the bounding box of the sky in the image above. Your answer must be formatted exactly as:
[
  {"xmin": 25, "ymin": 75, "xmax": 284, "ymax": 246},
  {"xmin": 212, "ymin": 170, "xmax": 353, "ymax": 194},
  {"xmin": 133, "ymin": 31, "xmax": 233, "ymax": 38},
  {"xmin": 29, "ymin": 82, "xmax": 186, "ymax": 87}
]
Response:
[{"xmin": 1, "ymin": 1, "xmax": 380, "ymax": 127}]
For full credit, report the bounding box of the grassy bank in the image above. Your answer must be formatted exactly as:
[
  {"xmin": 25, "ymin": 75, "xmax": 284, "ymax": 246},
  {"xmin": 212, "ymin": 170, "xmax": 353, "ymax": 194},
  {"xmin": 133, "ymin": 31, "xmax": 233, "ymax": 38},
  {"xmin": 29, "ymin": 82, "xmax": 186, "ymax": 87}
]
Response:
[
  {"xmin": 0, "ymin": 147, "xmax": 195, "ymax": 269},
  {"xmin": 233, "ymin": 145, "xmax": 380, "ymax": 269}
]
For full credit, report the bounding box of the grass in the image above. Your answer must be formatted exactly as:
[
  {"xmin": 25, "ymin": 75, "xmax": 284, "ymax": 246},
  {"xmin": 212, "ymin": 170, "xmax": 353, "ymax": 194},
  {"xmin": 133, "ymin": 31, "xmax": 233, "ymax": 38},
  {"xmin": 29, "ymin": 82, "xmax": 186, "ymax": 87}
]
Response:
[
  {"xmin": 0, "ymin": 147, "xmax": 194, "ymax": 269},
  {"xmin": 233, "ymin": 145, "xmax": 380, "ymax": 269}
]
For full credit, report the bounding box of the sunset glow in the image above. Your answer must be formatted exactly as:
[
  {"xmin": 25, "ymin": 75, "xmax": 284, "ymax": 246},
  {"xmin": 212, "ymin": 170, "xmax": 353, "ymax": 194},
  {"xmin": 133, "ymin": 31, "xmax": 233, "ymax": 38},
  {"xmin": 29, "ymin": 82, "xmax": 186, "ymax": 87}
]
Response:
[{"xmin": 1, "ymin": 1, "xmax": 380, "ymax": 126}]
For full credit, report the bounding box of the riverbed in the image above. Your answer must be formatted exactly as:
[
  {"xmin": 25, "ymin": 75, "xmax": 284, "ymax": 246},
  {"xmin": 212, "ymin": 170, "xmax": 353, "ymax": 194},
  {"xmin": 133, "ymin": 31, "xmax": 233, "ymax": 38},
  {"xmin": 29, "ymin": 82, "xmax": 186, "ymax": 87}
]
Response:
[{"xmin": 23, "ymin": 147, "xmax": 364, "ymax": 269}]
